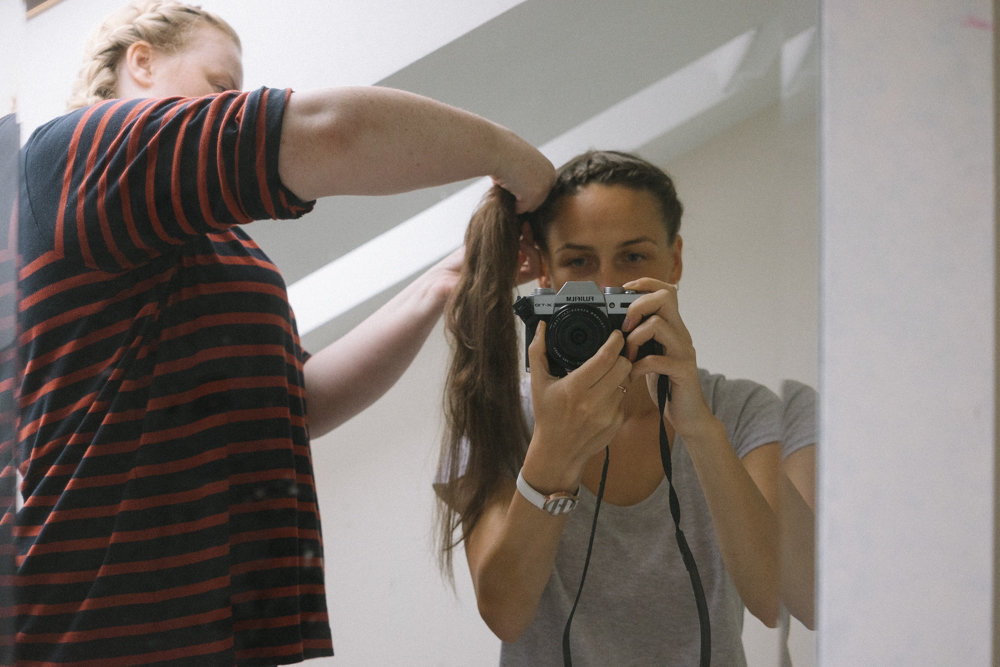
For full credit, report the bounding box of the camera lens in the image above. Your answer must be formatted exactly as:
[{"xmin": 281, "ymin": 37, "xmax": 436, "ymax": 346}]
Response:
[{"xmin": 546, "ymin": 305, "xmax": 613, "ymax": 372}]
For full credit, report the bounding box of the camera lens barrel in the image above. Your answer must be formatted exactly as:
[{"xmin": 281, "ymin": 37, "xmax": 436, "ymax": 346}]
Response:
[{"xmin": 546, "ymin": 304, "xmax": 613, "ymax": 375}]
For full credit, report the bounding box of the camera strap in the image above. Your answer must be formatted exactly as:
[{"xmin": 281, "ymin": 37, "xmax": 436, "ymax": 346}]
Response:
[
  {"xmin": 561, "ymin": 445, "xmax": 609, "ymax": 667},
  {"xmin": 560, "ymin": 376, "xmax": 710, "ymax": 667},
  {"xmin": 658, "ymin": 375, "xmax": 711, "ymax": 667}
]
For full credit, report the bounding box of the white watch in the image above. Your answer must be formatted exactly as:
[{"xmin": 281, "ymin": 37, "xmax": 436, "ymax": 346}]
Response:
[{"xmin": 516, "ymin": 468, "xmax": 579, "ymax": 515}]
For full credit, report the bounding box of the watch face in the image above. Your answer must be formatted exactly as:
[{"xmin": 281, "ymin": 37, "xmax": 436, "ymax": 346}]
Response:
[{"xmin": 542, "ymin": 494, "xmax": 577, "ymax": 515}]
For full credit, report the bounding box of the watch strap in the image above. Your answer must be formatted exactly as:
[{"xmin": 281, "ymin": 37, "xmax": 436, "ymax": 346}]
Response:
[{"xmin": 516, "ymin": 468, "xmax": 578, "ymax": 515}]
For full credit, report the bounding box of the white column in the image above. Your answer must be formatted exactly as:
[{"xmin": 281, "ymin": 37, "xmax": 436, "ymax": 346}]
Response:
[{"xmin": 818, "ymin": 2, "xmax": 996, "ymax": 664}]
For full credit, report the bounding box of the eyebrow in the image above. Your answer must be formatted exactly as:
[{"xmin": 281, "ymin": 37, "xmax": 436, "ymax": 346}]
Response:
[{"xmin": 553, "ymin": 236, "xmax": 658, "ymax": 253}]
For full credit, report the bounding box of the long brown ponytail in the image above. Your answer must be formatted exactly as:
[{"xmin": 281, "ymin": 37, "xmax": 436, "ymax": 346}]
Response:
[{"xmin": 437, "ymin": 186, "xmax": 529, "ymax": 577}]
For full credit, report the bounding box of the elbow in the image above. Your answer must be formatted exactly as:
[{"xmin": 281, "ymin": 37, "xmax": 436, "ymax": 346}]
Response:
[
  {"xmin": 480, "ymin": 609, "xmax": 527, "ymax": 644},
  {"xmin": 751, "ymin": 610, "xmax": 780, "ymax": 630},
  {"xmin": 784, "ymin": 599, "xmax": 815, "ymax": 631},
  {"xmin": 796, "ymin": 611, "xmax": 816, "ymax": 632},
  {"xmin": 473, "ymin": 577, "xmax": 535, "ymax": 643},
  {"xmin": 779, "ymin": 572, "xmax": 816, "ymax": 629},
  {"xmin": 747, "ymin": 597, "xmax": 781, "ymax": 629}
]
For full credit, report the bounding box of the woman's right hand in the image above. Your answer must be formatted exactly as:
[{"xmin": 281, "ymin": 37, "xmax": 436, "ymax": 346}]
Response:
[{"xmin": 521, "ymin": 321, "xmax": 632, "ymax": 492}]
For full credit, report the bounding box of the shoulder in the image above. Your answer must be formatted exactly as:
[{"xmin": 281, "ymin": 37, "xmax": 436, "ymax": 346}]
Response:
[
  {"xmin": 23, "ymin": 104, "xmax": 105, "ymax": 159},
  {"xmin": 24, "ymin": 88, "xmax": 290, "ymax": 151},
  {"xmin": 23, "ymin": 98, "xmax": 166, "ymax": 174},
  {"xmin": 698, "ymin": 368, "xmax": 781, "ymax": 456},
  {"xmin": 780, "ymin": 379, "xmax": 817, "ymax": 456},
  {"xmin": 698, "ymin": 368, "xmax": 779, "ymax": 408}
]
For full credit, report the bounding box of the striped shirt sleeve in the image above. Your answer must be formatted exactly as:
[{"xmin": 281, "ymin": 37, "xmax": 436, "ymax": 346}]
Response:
[{"xmin": 20, "ymin": 87, "xmax": 314, "ymax": 272}]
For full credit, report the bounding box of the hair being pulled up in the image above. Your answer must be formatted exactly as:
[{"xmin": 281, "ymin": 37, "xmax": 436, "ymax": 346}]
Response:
[
  {"xmin": 436, "ymin": 150, "xmax": 683, "ymax": 577},
  {"xmin": 437, "ymin": 186, "xmax": 529, "ymax": 578},
  {"xmin": 67, "ymin": 0, "xmax": 240, "ymax": 110}
]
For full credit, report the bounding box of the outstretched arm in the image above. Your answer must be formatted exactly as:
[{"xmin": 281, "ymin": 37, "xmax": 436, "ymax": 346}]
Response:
[
  {"xmin": 279, "ymin": 87, "xmax": 554, "ymax": 213},
  {"xmin": 303, "ymin": 248, "xmax": 462, "ymax": 438}
]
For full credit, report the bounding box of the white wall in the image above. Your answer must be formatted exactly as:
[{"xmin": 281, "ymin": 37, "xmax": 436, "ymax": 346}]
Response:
[
  {"xmin": 818, "ymin": 1, "xmax": 995, "ymax": 664},
  {"xmin": 0, "ymin": 1, "xmax": 23, "ymax": 116}
]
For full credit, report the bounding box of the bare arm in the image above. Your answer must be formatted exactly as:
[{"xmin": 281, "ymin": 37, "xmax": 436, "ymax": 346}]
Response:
[
  {"xmin": 465, "ymin": 323, "xmax": 632, "ymax": 641},
  {"xmin": 784, "ymin": 439, "xmax": 816, "ymax": 512},
  {"xmin": 682, "ymin": 428, "xmax": 782, "ymax": 627},
  {"xmin": 464, "ymin": 477, "xmax": 569, "ymax": 643},
  {"xmin": 291, "ymin": 89, "xmax": 552, "ymax": 435},
  {"xmin": 279, "ymin": 87, "xmax": 553, "ymax": 212},
  {"xmin": 780, "ymin": 445, "xmax": 816, "ymax": 628},
  {"xmin": 304, "ymin": 248, "xmax": 462, "ymax": 438},
  {"xmin": 626, "ymin": 278, "xmax": 782, "ymax": 627}
]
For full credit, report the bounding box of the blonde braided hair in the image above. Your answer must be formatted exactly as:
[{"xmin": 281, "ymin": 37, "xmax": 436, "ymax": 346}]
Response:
[{"xmin": 67, "ymin": 0, "xmax": 240, "ymax": 110}]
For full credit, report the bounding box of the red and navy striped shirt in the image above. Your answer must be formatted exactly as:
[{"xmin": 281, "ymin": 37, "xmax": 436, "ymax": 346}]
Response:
[{"xmin": 11, "ymin": 88, "xmax": 333, "ymax": 665}]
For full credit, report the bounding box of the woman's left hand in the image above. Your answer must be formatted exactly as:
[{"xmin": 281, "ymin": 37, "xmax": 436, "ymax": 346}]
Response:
[
  {"xmin": 619, "ymin": 278, "xmax": 715, "ymax": 439},
  {"xmin": 427, "ymin": 246, "xmax": 465, "ymax": 303}
]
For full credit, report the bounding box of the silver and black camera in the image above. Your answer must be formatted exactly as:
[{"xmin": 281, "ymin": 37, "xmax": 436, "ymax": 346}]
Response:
[{"xmin": 513, "ymin": 281, "xmax": 660, "ymax": 377}]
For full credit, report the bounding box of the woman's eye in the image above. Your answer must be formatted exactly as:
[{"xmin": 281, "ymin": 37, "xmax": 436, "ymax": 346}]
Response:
[
  {"xmin": 624, "ymin": 252, "xmax": 645, "ymax": 263},
  {"xmin": 564, "ymin": 257, "xmax": 590, "ymax": 269}
]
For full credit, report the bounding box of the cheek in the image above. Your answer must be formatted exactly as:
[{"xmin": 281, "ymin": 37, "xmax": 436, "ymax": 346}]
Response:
[{"xmin": 165, "ymin": 62, "xmax": 216, "ymax": 97}]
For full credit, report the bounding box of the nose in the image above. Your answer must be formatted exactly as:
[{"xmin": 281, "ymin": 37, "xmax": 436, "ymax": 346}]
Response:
[{"xmin": 596, "ymin": 269, "xmax": 625, "ymax": 290}]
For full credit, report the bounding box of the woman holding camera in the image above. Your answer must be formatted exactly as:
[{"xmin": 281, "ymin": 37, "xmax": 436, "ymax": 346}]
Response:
[{"xmin": 437, "ymin": 150, "xmax": 781, "ymax": 665}]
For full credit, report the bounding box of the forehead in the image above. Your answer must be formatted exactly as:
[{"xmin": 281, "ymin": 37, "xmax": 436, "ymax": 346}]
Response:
[
  {"xmin": 546, "ymin": 184, "xmax": 670, "ymax": 245},
  {"xmin": 182, "ymin": 24, "xmax": 243, "ymax": 77}
]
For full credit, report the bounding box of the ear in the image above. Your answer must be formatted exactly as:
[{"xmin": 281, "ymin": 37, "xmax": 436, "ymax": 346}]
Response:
[
  {"xmin": 516, "ymin": 222, "xmax": 544, "ymax": 286},
  {"xmin": 537, "ymin": 255, "xmax": 552, "ymax": 288},
  {"xmin": 523, "ymin": 223, "xmax": 555, "ymax": 288},
  {"xmin": 122, "ymin": 41, "xmax": 157, "ymax": 91},
  {"xmin": 668, "ymin": 235, "xmax": 683, "ymax": 284}
]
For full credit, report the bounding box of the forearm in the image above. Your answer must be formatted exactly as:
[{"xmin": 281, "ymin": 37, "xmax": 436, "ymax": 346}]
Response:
[
  {"xmin": 779, "ymin": 472, "xmax": 816, "ymax": 629},
  {"xmin": 304, "ymin": 261, "xmax": 450, "ymax": 437},
  {"xmin": 466, "ymin": 331, "xmax": 629, "ymax": 641},
  {"xmin": 780, "ymin": 446, "xmax": 816, "ymax": 627},
  {"xmin": 683, "ymin": 423, "xmax": 781, "ymax": 626},
  {"xmin": 465, "ymin": 478, "xmax": 569, "ymax": 643},
  {"xmin": 279, "ymin": 87, "xmax": 547, "ymax": 205}
]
